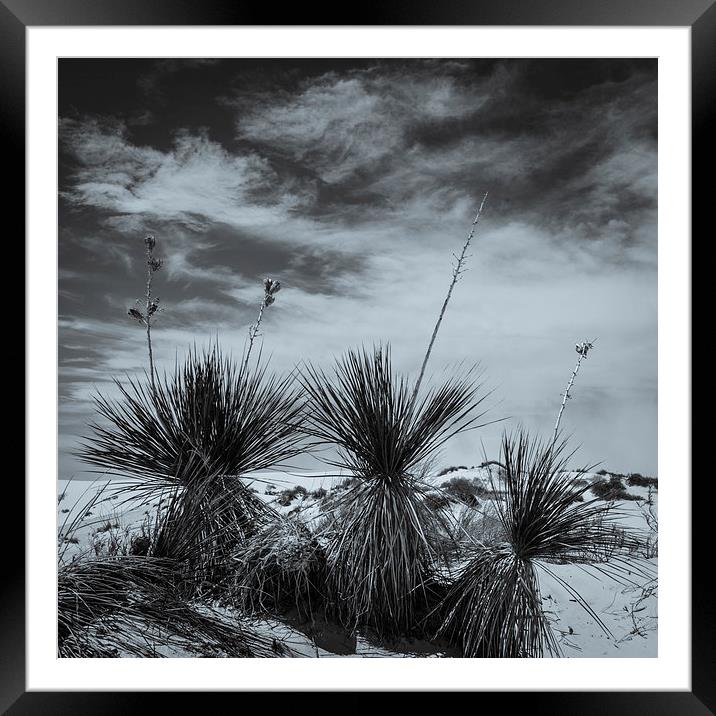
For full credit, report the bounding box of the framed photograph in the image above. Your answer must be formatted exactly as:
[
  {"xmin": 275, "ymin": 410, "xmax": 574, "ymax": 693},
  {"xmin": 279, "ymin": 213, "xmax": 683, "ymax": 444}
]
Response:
[{"xmin": 10, "ymin": 0, "xmax": 706, "ymax": 710}]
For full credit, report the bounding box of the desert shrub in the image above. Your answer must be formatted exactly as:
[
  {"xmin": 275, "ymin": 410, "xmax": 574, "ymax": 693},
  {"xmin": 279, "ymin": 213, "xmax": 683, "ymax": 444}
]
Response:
[
  {"xmin": 429, "ymin": 504, "xmax": 505, "ymax": 563},
  {"xmin": 91, "ymin": 528, "xmax": 129, "ymax": 558},
  {"xmin": 437, "ymin": 431, "xmax": 632, "ymax": 657},
  {"xmin": 143, "ymin": 477, "xmax": 268, "ymax": 592},
  {"xmin": 311, "ymin": 487, "xmax": 328, "ymax": 500},
  {"xmin": 277, "ymin": 485, "xmax": 308, "ymax": 507},
  {"xmin": 591, "ymin": 476, "xmax": 640, "ymax": 501},
  {"xmin": 330, "ymin": 477, "xmax": 358, "ymax": 492},
  {"xmin": 455, "ymin": 504, "xmax": 506, "ymax": 547},
  {"xmin": 321, "ymin": 478, "xmax": 455, "ymax": 635},
  {"xmin": 440, "ymin": 476, "xmax": 483, "ymax": 507},
  {"xmin": 129, "ymin": 536, "xmax": 151, "ymax": 557},
  {"xmin": 424, "ymin": 491, "xmax": 452, "ymax": 510},
  {"xmin": 437, "ymin": 465, "xmax": 468, "ymax": 477},
  {"xmin": 231, "ymin": 517, "xmax": 327, "ymax": 620},
  {"xmin": 626, "ymin": 473, "xmax": 658, "ymax": 489},
  {"xmin": 299, "ymin": 344, "xmax": 487, "ymax": 635},
  {"xmin": 440, "ymin": 545, "xmax": 554, "ymax": 657},
  {"xmin": 598, "ymin": 469, "xmax": 629, "ymax": 479},
  {"xmin": 95, "ymin": 520, "xmax": 120, "ymax": 534}
]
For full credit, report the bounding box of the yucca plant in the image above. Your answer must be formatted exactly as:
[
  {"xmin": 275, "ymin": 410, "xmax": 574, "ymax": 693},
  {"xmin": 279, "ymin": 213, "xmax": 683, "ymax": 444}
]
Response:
[
  {"xmin": 299, "ymin": 344, "xmax": 488, "ymax": 635},
  {"xmin": 437, "ymin": 430, "xmax": 646, "ymax": 657},
  {"xmin": 77, "ymin": 346, "xmax": 305, "ymax": 581},
  {"xmin": 79, "ymin": 346, "xmax": 304, "ymax": 485},
  {"xmin": 140, "ymin": 473, "xmax": 255, "ymax": 593}
]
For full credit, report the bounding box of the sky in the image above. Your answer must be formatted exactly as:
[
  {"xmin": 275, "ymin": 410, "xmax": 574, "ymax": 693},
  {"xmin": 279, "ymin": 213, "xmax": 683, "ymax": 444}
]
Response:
[{"xmin": 58, "ymin": 58, "xmax": 658, "ymax": 479}]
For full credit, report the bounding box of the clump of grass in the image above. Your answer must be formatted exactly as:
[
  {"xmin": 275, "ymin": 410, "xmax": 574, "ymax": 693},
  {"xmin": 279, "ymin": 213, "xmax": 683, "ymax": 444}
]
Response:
[
  {"xmin": 332, "ymin": 477, "xmax": 357, "ymax": 491},
  {"xmin": 453, "ymin": 503, "xmax": 506, "ymax": 548},
  {"xmin": 427, "ymin": 499, "xmax": 507, "ymax": 565},
  {"xmin": 299, "ymin": 344, "xmax": 487, "ymax": 635},
  {"xmin": 57, "ymin": 482, "xmax": 297, "ymax": 657},
  {"xmin": 58, "ymin": 555, "xmax": 293, "ymax": 658},
  {"xmin": 231, "ymin": 517, "xmax": 327, "ymax": 620},
  {"xmin": 437, "ymin": 431, "xmax": 641, "ymax": 657}
]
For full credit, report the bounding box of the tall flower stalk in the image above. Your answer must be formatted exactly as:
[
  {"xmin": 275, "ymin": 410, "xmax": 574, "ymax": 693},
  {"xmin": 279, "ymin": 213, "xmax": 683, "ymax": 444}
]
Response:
[
  {"xmin": 552, "ymin": 339, "xmax": 595, "ymax": 443},
  {"xmin": 127, "ymin": 233, "xmax": 162, "ymax": 394},
  {"xmin": 242, "ymin": 277, "xmax": 281, "ymax": 374},
  {"xmin": 411, "ymin": 193, "xmax": 488, "ymax": 406}
]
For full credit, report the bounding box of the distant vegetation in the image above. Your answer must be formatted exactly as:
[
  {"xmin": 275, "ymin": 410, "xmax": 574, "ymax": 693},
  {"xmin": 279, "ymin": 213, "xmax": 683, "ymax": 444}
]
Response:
[{"xmin": 591, "ymin": 476, "xmax": 641, "ymax": 502}]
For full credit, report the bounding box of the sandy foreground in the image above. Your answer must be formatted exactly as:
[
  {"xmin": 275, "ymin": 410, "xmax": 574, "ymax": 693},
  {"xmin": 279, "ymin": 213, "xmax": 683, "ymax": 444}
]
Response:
[{"xmin": 58, "ymin": 468, "xmax": 657, "ymax": 658}]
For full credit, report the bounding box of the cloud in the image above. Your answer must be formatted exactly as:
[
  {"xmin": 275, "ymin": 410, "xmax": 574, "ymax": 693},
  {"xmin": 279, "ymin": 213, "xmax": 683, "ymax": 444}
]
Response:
[
  {"xmin": 235, "ymin": 67, "xmax": 486, "ymax": 184},
  {"xmin": 231, "ymin": 61, "xmax": 656, "ymax": 252},
  {"xmin": 60, "ymin": 119, "xmax": 299, "ymax": 231}
]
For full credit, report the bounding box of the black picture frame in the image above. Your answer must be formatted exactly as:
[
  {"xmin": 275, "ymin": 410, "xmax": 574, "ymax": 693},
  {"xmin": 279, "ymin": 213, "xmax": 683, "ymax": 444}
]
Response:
[{"xmin": 8, "ymin": 0, "xmax": 705, "ymax": 710}]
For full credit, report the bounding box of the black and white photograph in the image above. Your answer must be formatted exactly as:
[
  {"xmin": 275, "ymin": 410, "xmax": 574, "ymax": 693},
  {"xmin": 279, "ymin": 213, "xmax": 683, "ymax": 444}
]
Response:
[{"xmin": 57, "ymin": 57, "xmax": 659, "ymax": 660}]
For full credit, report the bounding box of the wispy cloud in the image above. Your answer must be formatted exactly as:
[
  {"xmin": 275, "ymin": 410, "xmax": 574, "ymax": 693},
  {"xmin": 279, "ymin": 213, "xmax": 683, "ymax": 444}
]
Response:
[
  {"xmin": 234, "ymin": 66, "xmax": 486, "ymax": 184},
  {"xmin": 60, "ymin": 119, "xmax": 299, "ymax": 230},
  {"xmin": 232, "ymin": 62, "xmax": 656, "ymax": 253}
]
